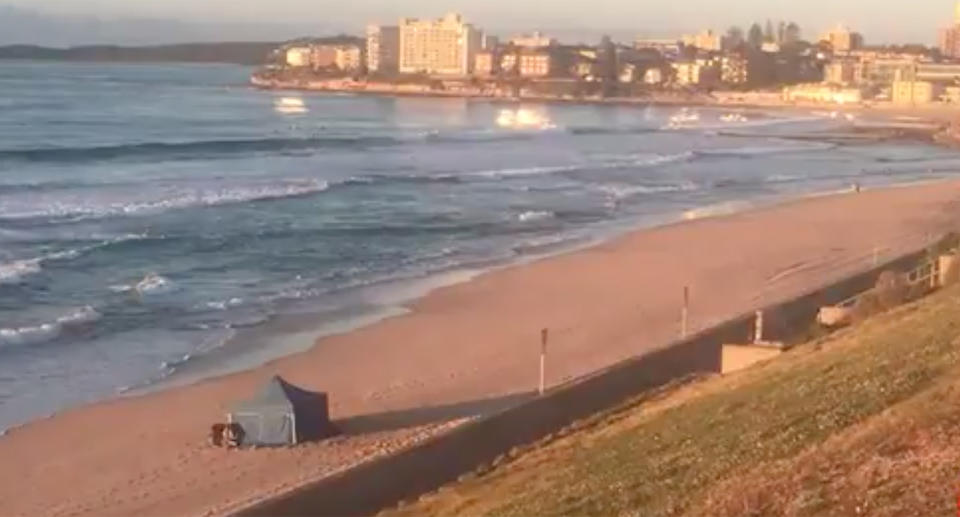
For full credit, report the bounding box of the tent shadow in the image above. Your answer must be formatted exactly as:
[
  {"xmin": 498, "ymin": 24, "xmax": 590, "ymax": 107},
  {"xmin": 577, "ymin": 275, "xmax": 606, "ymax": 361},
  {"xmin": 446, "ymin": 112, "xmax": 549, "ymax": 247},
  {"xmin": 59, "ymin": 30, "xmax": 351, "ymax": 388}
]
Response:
[{"xmin": 334, "ymin": 391, "xmax": 538, "ymax": 436}]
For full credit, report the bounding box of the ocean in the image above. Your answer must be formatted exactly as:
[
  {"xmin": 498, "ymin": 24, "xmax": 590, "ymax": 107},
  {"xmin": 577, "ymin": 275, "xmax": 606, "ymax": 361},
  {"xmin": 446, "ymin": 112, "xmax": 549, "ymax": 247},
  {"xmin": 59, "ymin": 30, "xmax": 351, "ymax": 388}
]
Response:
[{"xmin": 2, "ymin": 61, "xmax": 960, "ymax": 431}]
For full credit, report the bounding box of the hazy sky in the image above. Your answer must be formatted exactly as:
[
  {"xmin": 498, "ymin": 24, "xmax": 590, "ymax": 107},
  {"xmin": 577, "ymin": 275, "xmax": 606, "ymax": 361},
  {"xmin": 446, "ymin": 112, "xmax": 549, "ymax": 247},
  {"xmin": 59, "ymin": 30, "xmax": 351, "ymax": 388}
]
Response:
[{"xmin": 5, "ymin": 0, "xmax": 956, "ymax": 44}]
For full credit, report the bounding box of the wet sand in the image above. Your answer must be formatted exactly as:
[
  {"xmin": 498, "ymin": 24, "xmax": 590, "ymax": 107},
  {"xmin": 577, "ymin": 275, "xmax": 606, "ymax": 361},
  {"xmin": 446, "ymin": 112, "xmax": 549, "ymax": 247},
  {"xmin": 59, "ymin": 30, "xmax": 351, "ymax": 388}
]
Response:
[{"xmin": 3, "ymin": 180, "xmax": 960, "ymax": 517}]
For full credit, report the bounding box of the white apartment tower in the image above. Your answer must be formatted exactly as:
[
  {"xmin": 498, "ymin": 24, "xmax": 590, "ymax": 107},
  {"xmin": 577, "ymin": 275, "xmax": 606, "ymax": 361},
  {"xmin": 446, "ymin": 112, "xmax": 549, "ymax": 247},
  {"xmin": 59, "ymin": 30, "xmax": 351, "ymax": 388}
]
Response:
[{"xmin": 398, "ymin": 13, "xmax": 482, "ymax": 76}]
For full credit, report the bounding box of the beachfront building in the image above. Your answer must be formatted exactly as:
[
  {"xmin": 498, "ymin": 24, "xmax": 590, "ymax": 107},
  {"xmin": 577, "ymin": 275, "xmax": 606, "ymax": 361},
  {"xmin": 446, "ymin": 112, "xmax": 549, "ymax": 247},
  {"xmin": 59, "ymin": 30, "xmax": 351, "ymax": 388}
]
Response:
[
  {"xmin": 308, "ymin": 45, "xmax": 362, "ymax": 72},
  {"xmin": 367, "ymin": 25, "xmax": 400, "ymax": 74},
  {"xmin": 644, "ymin": 67, "xmax": 664, "ymax": 85},
  {"xmin": 634, "ymin": 38, "xmax": 681, "ymax": 58},
  {"xmin": 398, "ymin": 13, "xmax": 483, "ymax": 76},
  {"xmin": 334, "ymin": 46, "xmax": 362, "ymax": 72},
  {"xmin": 892, "ymin": 81, "xmax": 941, "ymax": 105},
  {"xmin": 916, "ymin": 63, "xmax": 960, "ymax": 83},
  {"xmin": 283, "ymin": 43, "xmax": 363, "ymax": 72},
  {"xmin": 681, "ymin": 30, "xmax": 722, "ymax": 51},
  {"xmin": 761, "ymin": 42, "xmax": 781, "ymax": 53},
  {"xmin": 569, "ymin": 54, "xmax": 598, "ymax": 80},
  {"xmin": 939, "ymin": 2, "xmax": 960, "ymax": 58},
  {"xmin": 672, "ymin": 59, "xmax": 720, "ymax": 87},
  {"xmin": 940, "ymin": 26, "xmax": 960, "ymax": 59},
  {"xmin": 474, "ymin": 50, "xmax": 497, "ymax": 76},
  {"xmin": 819, "ymin": 24, "xmax": 864, "ymax": 52},
  {"xmin": 510, "ymin": 31, "xmax": 557, "ymax": 49},
  {"xmin": 285, "ymin": 47, "xmax": 312, "ymax": 68},
  {"xmin": 865, "ymin": 58, "xmax": 916, "ymax": 84},
  {"xmin": 782, "ymin": 83, "xmax": 862, "ymax": 104},
  {"xmin": 721, "ymin": 55, "xmax": 749, "ymax": 85},
  {"xmin": 518, "ymin": 50, "xmax": 554, "ymax": 77},
  {"xmin": 482, "ymin": 34, "xmax": 500, "ymax": 50},
  {"xmin": 945, "ymin": 86, "xmax": 960, "ymax": 104},
  {"xmin": 824, "ymin": 59, "xmax": 857, "ymax": 85},
  {"xmin": 619, "ymin": 63, "xmax": 639, "ymax": 83}
]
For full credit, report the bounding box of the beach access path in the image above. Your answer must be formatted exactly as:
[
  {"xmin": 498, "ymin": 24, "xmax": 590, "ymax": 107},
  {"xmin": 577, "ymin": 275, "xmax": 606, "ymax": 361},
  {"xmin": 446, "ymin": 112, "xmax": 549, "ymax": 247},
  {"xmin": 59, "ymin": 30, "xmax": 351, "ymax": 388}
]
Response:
[{"xmin": 3, "ymin": 180, "xmax": 960, "ymax": 517}]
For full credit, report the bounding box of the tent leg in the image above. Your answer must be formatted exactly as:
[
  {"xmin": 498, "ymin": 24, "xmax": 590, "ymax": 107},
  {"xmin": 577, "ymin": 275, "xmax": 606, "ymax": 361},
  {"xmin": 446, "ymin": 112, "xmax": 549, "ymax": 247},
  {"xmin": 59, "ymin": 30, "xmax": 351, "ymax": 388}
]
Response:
[{"xmin": 291, "ymin": 412, "xmax": 298, "ymax": 445}]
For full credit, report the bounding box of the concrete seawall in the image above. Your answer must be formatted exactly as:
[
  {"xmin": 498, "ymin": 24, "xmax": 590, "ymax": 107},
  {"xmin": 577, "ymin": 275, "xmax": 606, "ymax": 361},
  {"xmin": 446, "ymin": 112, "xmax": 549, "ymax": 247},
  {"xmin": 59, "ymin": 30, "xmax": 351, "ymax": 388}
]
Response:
[{"xmin": 235, "ymin": 248, "xmax": 927, "ymax": 517}]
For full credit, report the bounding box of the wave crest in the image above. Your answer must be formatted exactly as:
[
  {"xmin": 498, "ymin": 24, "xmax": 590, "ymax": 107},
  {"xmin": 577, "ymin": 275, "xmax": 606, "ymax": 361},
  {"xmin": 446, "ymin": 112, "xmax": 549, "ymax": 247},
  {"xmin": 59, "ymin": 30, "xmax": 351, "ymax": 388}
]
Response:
[
  {"xmin": 0, "ymin": 180, "xmax": 328, "ymax": 221},
  {"xmin": 0, "ymin": 306, "xmax": 101, "ymax": 348},
  {"xmin": 0, "ymin": 259, "xmax": 41, "ymax": 285}
]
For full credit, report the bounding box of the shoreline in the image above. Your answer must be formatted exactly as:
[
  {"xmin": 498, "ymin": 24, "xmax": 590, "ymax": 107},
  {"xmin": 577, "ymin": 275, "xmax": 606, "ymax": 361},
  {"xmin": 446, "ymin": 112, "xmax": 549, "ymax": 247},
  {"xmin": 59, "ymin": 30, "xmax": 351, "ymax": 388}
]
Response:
[
  {"xmin": 101, "ymin": 183, "xmax": 896, "ymax": 410},
  {"xmin": 5, "ymin": 178, "xmax": 960, "ymax": 517},
  {"xmin": 249, "ymin": 76, "xmax": 960, "ymax": 129},
  {"xmin": 1, "ymin": 125, "xmax": 953, "ymax": 433}
]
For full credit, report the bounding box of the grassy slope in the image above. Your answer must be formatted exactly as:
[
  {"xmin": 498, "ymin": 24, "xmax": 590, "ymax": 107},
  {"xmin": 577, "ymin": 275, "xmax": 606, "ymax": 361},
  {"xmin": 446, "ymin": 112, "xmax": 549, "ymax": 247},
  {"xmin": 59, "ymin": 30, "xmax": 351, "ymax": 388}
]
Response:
[{"xmin": 387, "ymin": 284, "xmax": 960, "ymax": 517}]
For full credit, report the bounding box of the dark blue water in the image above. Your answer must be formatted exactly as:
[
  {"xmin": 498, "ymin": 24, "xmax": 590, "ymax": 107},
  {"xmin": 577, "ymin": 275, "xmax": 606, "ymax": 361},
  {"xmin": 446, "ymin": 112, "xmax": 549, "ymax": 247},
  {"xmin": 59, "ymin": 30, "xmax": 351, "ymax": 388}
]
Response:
[{"xmin": 3, "ymin": 61, "xmax": 960, "ymax": 430}]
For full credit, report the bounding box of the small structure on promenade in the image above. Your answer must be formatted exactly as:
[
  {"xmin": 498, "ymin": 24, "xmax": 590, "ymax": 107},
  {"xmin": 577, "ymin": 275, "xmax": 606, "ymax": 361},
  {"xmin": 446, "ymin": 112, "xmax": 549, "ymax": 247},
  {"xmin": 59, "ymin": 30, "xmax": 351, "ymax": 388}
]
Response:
[
  {"xmin": 721, "ymin": 310, "xmax": 791, "ymax": 374},
  {"xmin": 721, "ymin": 341, "xmax": 791, "ymax": 374},
  {"xmin": 227, "ymin": 375, "xmax": 334, "ymax": 447}
]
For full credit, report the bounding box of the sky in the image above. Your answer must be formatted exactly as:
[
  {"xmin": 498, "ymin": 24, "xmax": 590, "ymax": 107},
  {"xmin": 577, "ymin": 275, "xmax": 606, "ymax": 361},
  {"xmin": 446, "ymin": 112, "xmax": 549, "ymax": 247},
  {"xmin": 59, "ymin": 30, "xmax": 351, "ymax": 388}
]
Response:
[{"xmin": 1, "ymin": 0, "xmax": 955, "ymax": 45}]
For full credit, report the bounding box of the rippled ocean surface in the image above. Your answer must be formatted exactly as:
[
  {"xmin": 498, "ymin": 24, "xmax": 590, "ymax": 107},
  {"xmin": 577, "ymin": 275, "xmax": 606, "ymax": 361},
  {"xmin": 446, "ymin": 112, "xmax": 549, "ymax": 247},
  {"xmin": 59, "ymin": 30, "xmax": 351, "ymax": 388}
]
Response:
[{"xmin": 2, "ymin": 61, "xmax": 960, "ymax": 429}]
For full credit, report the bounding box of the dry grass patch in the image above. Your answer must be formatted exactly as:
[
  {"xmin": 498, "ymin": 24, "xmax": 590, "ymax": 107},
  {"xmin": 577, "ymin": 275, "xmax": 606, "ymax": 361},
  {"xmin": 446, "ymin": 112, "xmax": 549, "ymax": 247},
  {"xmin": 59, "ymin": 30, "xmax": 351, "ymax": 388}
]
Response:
[{"xmin": 387, "ymin": 285, "xmax": 960, "ymax": 517}]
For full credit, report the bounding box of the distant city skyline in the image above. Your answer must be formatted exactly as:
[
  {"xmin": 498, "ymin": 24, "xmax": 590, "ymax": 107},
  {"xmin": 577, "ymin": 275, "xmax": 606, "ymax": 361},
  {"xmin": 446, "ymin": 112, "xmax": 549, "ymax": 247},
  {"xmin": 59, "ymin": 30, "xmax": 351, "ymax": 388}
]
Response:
[{"xmin": 0, "ymin": 1, "xmax": 956, "ymax": 46}]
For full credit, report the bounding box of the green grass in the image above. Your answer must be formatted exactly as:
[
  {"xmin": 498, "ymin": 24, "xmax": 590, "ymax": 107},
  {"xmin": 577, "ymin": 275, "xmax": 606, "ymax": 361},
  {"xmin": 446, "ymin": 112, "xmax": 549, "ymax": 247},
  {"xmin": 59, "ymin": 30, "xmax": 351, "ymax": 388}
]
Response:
[{"xmin": 389, "ymin": 284, "xmax": 960, "ymax": 517}]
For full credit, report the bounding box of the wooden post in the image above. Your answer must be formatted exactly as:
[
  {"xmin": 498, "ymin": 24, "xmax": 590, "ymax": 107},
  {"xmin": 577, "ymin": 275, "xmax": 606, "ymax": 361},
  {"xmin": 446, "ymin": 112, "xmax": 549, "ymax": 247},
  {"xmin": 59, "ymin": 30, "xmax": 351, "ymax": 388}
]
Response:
[
  {"xmin": 680, "ymin": 286, "xmax": 690, "ymax": 339},
  {"xmin": 539, "ymin": 328, "xmax": 548, "ymax": 396},
  {"xmin": 754, "ymin": 310, "xmax": 764, "ymax": 344},
  {"xmin": 931, "ymin": 258, "xmax": 940, "ymax": 288}
]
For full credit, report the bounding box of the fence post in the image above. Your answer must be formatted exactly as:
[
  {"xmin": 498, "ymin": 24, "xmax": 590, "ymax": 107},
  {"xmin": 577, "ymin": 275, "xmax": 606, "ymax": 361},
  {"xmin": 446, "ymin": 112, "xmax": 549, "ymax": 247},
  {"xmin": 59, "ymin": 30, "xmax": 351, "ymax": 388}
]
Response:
[
  {"xmin": 539, "ymin": 328, "xmax": 548, "ymax": 396},
  {"xmin": 754, "ymin": 310, "xmax": 764, "ymax": 344},
  {"xmin": 680, "ymin": 286, "xmax": 689, "ymax": 339}
]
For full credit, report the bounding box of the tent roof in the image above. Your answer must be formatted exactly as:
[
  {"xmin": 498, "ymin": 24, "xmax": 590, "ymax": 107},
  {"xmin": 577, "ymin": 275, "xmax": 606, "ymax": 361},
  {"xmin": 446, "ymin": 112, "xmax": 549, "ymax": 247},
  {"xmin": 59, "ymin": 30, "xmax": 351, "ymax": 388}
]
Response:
[{"xmin": 229, "ymin": 375, "xmax": 325, "ymax": 414}]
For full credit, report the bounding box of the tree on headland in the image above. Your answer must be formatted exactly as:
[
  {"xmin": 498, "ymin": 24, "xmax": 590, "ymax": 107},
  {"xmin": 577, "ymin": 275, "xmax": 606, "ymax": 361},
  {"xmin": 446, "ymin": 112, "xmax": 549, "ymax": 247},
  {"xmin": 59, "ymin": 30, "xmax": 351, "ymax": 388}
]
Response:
[
  {"xmin": 748, "ymin": 23, "xmax": 764, "ymax": 48},
  {"xmin": 764, "ymin": 20, "xmax": 776, "ymax": 43},
  {"xmin": 724, "ymin": 26, "xmax": 745, "ymax": 51},
  {"xmin": 785, "ymin": 22, "xmax": 802, "ymax": 44}
]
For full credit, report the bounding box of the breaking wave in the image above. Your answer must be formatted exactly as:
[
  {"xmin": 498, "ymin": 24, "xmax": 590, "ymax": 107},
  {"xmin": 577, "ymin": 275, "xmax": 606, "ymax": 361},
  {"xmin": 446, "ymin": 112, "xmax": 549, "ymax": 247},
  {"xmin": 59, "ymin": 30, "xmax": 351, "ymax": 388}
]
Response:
[
  {"xmin": 598, "ymin": 181, "xmax": 699, "ymax": 200},
  {"xmin": 0, "ymin": 245, "xmax": 101, "ymax": 285},
  {"xmin": 0, "ymin": 306, "xmax": 101, "ymax": 348},
  {"xmin": 464, "ymin": 152, "xmax": 694, "ymax": 180},
  {"xmin": 0, "ymin": 136, "xmax": 402, "ymax": 163},
  {"xmin": 0, "ymin": 259, "xmax": 41, "ymax": 285},
  {"xmin": 0, "ymin": 180, "xmax": 329, "ymax": 221},
  {"xmin": 517, "ymin": 210, "xmax": 555, "ymax": 223},
  {"xmin": 695, "ymin": 142, "xmax": 835, "ymax": 158}
]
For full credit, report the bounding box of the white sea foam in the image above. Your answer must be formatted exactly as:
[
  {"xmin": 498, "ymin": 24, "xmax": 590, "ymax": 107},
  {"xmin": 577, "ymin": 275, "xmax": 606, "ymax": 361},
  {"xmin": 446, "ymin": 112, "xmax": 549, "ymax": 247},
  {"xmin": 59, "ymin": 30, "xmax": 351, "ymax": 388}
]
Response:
[
  {"xmin": 468, "ymin": 165, "xmax": 578, "ymax": 179},
  {"xmin": 0, "ymin": 236, "xmax": 142, "ymax": 286},
  {"xmin": 0, "ymin": 306, "xmax": 101, "ymax": 348},
  {"xmin": 135, "ymin": 273, "xmax": 175, "ymax": 295},
  {"xmin": 598, "ymin": 181, "xmax": 699, "ymax": 200},
  {"xmin": 204, "ymin": 297, "xmax": 245, "ymax": 311},
  {"xmin": 683, "ymin": 200, "xmax": 754, "ymax": 221},
  {"xmin": 0, "ymin": 259, "xmax": 42, "ymax": 285},
  {"xmin": 466, "ymin": 152, "xmax": 692, "ymax": 181},
  {"xmin": 56, "ymin": 306, "xmax": 102, "ymax": 325},
  {"xmin": 517, "ymin": 210, "xmax": 555, "ymax": 223},
  {"xmin": 0, "ymin": 179, "xmax": 329, "ymax": 221},
  {"xmin": 697, "ymin": 142, "xmax": 834, "ymax": 157}
]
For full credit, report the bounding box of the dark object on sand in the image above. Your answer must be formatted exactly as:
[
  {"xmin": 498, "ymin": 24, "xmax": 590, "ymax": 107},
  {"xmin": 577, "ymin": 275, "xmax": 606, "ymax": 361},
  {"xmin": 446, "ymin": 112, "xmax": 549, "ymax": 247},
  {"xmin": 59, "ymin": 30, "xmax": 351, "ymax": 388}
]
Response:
[
  {"xmin": 225, "ymin": 422, "xmax": 245, "ymax": 448},
  {"xmin": 209, "ymin": 423, "xmax": 226, "ymax": 447},
  {"xmin": 227, "ymin": 375, "xmax": 334, "ymax": 446}
]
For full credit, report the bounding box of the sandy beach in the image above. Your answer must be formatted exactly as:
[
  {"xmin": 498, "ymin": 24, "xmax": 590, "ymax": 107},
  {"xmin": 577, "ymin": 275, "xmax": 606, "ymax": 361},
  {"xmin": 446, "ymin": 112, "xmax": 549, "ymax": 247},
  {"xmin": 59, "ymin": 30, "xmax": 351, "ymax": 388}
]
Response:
[{"xmin": 3, "ymin": 180, "xmax": 960, "ymax": 517}]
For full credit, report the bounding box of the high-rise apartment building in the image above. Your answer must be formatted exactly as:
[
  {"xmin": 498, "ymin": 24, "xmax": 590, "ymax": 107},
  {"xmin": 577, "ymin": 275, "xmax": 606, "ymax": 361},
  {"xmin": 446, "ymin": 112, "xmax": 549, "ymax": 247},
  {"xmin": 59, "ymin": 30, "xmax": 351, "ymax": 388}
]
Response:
[
  {"xmin": 939, "ymin": 2, "xmax": 960, "ymax": 59},
  {"xmin": 398, "ymin": 13, "xmax": 482, "ymax": 76},
  {"xmin": 367, "ymin": 25, "xmax": 400, "ymax": 73},
  {"xmin": 819, "ymin": 25, "xmax": 864, "ymax": 52},
  {"xmin": 681, "ymin": 30, "xmax": 722, "ymax": 51}
]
